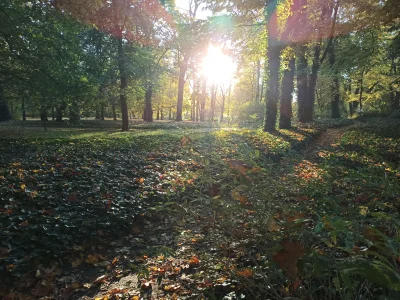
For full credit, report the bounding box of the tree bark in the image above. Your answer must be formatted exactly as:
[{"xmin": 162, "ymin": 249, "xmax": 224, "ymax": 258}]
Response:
[
  {"xmin": 308, "ymin": 42, "xmax": 321, "ymax": 116},
  {"xmin": 200, "ymin": 76, "xmax": 207, "ymax": 121},
  {"xmin": 220, "ymin": 87, "xmax": 226, "ymax": 122},
  {"xmin": 296, "ymin": 46, "xmax": 311, "ymax": 122},
  {"xmin": 117, "ymin": 36, "xmax": 129, "ymax": 131},
  {"xmin": 210, "ymin": 84, "xmax": 217, "ymax": 121},
  {"xmin": 143, "ymin": 85, "xmax": 153, "ymax": 122},
  {"xmin": 264, "ymin": 1, "xmax": 281, "ymax": 132},
  {"xmin": 329, "ymin": 41, "xmax": 340, "ymax": 118},
  {"xmin": 279, "ymin": 57, "xmax": 295, "ymax": 129},
  {"xmin": 176, "ymin": 54, "xmax": 189, "ymax": 121},
  {"xmin": 56, "ymin": 104, "xmax": 64, "ymax": 122},
  {"xmin": 22, "ymin": 97, "xmax": 26, "ymax": 121},
  {"xmin": 40, "ymin": 106, "xmax": 48, "ymax": 122},
  {"xmin": 69, "ymin": 102, "xmax": 80, "ymax": 123},
  {"xmin": 0, "ymin": 92, "xmax": 12, "ymax": 122}
]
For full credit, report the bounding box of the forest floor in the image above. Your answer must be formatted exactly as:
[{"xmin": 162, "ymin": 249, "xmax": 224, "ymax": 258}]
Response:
[{"xmin": 1, "ymin": 118, "xmax": 399, "ymax": 300}]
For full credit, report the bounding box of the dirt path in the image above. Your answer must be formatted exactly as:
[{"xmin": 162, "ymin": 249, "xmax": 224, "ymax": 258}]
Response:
[{"xmin": 303, "ymin": 125, "xmax": 354, "ymax": 160}]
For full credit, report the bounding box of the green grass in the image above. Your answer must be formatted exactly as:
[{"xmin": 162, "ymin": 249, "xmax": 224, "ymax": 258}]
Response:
[{"xmin": 1, "ymin": 119, "xmax": 399, "ymax": 299}]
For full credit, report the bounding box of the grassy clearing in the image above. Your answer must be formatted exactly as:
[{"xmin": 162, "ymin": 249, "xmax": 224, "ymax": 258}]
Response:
[{"xmin": 1, "ymin": 119, "xmax": 399, "ymax": 299}]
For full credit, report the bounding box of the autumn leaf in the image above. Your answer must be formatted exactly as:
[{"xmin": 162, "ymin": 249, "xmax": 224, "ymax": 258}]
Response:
[
  {"xmin": 273, "ymin": 240, "xmax": 304, "ymax": 278},
  {"xmin": 267, "ymin": 218, "xmax": 281, "ymax": 232},
  {"xmin": 237, "ymin": 268, "xmax": 253, "ymax": 278},
  {"xmin": 189, "ymin": 256, "xmax": 200, "ymax": 265},
  {"xmin": 180, "ymin": 136, "xmax": 192, "ymax": 146}
]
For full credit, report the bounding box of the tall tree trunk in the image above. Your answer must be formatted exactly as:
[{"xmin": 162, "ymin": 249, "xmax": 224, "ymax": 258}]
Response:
[
  {"xmin": 220, "ymin": 91, "xmax": 226, "ymax": 122},
  {"xmin": 390, "ymin": 59, "xmax": 399, "ymax": 111},
  {"xmin": 56, "ymin": 105, "xmax": 64, "ymax": 122},
  {"xmin": 210, "ymin": 84, "xmax": 216, "ymax": 121},
  {"xmin": 117, "ymin": 36, "xmax": 129, "ymax": 131},
  {"xmin": 95, "ymin": 107, "xmax": 100, "ymax": 119},
  {"xmin": 156, "ymin": 103, "xmax": 160, "ymax": 120},
  {"xmin": 22, "ymin": 97, "xmax": 27, "ymax": 121},
  {"xmin": 359, "ymin": 71, "xmax": 364, "ymax": 112},
  {"xmin": 296, "ymin": 46, "xmax": 310, "ymax": 122},
  {"xmin": 69, "ymin": 102, "xmax": 80, "ymax": 123},
  {"xmin": 196, "ymin": 92, "xmax": 200, "ymax": 121},
  {"xmin": 111, "ymin": 98, "xmax": 117, "ymax": 120},
  {"xmin": 143, "ymin": 85, "xmax": 153, "ymax": 122},
  {"xmin": 100, "ymin": 104, "xmax": 105, "ymax": 120},
  {"xmin": 0, "ymin": 87, "xmax": 12, "ymax": 122},
  {"xmin": 191, "ymin": 90, "xmax": 195, "ymax": 121},
  {"xmin": 279, "ymin": 57, "xmax": 295, "ymax": 129},
  {"xmin": 308, "ymin": 42, "xmax": 321, "ymax": 116},
  {"xmin": 329, "ymin": 41, "xmax": 340, "ymax": 118},
  {"xmin": 264, "ymin": 1, "xmax": 281, "ymax": 132},
  {"xmin": 168, "ymin": 107, "xmax": 172, "ymax": 120},
  {"xmin": 40, "ymin": 106, "xmax": 48, "ymax": 122},
  {"xmin": 227, "ymin": 81, "xmax": 232, "ymax": 117},
  {"xmin": 200, "ymin": 76, "xmax": 207, "ymax": 121},
  {"xmin": 176, "ymin": 55, "xmax": 189, "ymax": 121}
]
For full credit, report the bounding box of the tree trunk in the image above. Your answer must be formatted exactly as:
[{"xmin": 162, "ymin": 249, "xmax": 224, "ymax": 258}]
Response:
[
  {"xmin": 95, "ymin": 107, "xmax": 100, "ymax": 119},
  {"xmin": 111, "ymin": 98, "xmax": 117, "ymax": 120},
  {"xmin": 56, "ymin": 105, "xmax": 64, "ymax": 122},
  {"xmin": 308, "ymin": 42, "xmax": 321, "ymax": 117},
  {"xmin": 69, "ymin": 102, "xmax": 80, "ymax": 123},
  {"xmin": 117, "ymin": 36, "xmax": 129, "ymax": 131},
  {"xmin": 176, "ymin": 55, "xmax": 189, "ymax": 121},
  {"xmin": 279, "ymin": 57, "xmax": 295, "ymax": 129},
  {"xmin": 227, "ymin": 81, "xmax": 232, "ymax": 117},
  {"xmin": 100, "ymin": 104, "xmax": 105, "ymax": 120},
  {"xmin": 22, "ymin": 97, "xmax": 27, "ymax": 121},
  {"xmin": 296, "ymin": 46, "xmax": 310, "ymax": 123},
  {"xmin": 264, "ymin": 1, "xmax": 281, "ymax": 132},
  {"xmin": 329, "ymin": 41, "xmax": 340, "ymax": 118},
  {"xmin": 200, "ymin": 76, "xmax": 207, "ymax": 121},
  {"xmin": 156, "ymin": 103, "xmax": 160, "ymax": 120},
  {"xmin": 40, "ymin": 106, "xmax": 48, "ymax": 122},
  {"xmin": 359, "ymin": 73, "xmax": 364, "ymax": 111},
  {"xmin": 210, "ymin": 84, "xmax": 216, "ymax": 121},
  {"xmin": 0, "ymin": 89, "xmax": 12, "ymax": 122},
  {"xmin": 143, "ymin": 85, "xmax": 153, "ymax": 122},
  {"xmin": 220, "ymin": 88, "xmax": 226, "ymax": 123}
]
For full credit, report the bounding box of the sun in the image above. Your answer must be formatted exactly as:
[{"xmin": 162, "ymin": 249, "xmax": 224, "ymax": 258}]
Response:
[{"xmin": 202, "ymin": 45, "xmax": 236, "ymax": 87}]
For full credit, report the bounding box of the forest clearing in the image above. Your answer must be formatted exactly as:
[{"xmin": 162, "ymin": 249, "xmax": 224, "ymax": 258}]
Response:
[
  {"xmin": 1, "ymin": 0, "xmax": 400, "ymax": 299},
  {"xmin": 1, "ymin": 118, "xmax": 400, "ymax": 299}
]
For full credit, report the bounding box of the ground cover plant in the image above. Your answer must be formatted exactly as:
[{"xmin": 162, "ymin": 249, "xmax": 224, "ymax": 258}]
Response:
[{"xmin": 1, "ymin": 118, "xmax": 399, "ymax": 299}]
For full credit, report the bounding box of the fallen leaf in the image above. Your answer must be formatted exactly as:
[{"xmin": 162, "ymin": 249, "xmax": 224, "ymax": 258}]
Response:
[
  {"xmin": 267, "ymin": 218, "xmax": 281, "ymax": 232},
  {"xmin": 189, "ymin": 256, "xmax": 200, "ymax": 265},
  {"xmin": 273, "ymin": 240, "xmax": 304, "ymax": 277},
  {"xmin": 237, "ymin": 268, "xmax": 253, "ymax": 278}
]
